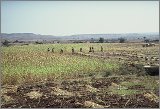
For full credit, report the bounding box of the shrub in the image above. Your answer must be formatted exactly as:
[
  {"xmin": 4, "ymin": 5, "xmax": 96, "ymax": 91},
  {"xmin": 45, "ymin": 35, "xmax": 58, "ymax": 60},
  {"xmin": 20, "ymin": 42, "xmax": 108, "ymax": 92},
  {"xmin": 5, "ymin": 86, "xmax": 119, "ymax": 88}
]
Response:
[
  {"xmin": 118, "ymin": 37, "xmax": 126, "ymax": 43},
  {"xmin": 104, "ymin": 71, "xmax": 111, "ymax": 77},
  {"xmin": 2, "ymin": 40, "xmax": 10, "ymax": 47},
  {"xmin": 118, "ymin": 63, "xmax": 146, "ymax": 76},
  {"xmin": 35, "ymin": 41, "xmax": 43, "ymax": 44},
  {"xmin": 99, "ymin": 37, "xmax": 104, "ymax": 43}
]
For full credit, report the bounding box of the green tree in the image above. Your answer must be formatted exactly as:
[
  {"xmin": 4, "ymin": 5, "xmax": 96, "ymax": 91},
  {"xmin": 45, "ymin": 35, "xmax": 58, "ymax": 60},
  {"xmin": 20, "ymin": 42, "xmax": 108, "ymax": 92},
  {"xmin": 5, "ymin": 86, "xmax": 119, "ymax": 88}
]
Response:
[
  {"xmin": 99, "ymin": 37, "xmax": 104, "ymax": 43},
  {"xmin": 2, "ymin": 40, "xmax": 10, "ymax": 46},
  {"xmin": 118, "ymin": 37, "xmax": 126, "ymax": 43}
]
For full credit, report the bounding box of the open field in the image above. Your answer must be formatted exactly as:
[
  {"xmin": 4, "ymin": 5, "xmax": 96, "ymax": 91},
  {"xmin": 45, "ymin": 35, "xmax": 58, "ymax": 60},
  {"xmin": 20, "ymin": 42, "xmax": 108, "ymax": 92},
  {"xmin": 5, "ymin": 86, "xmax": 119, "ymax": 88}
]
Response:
[{"xmin": 1, "ymin": 43, "xmax": 159, "ymax": 108}]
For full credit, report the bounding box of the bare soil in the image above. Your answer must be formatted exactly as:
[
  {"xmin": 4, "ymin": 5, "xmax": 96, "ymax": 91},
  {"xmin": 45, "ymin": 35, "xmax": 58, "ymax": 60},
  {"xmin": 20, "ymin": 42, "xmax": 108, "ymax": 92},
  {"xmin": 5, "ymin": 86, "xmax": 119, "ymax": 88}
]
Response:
[{"xmin": 1, "ymin": 76, "xmax": 159, "ymax": 108}]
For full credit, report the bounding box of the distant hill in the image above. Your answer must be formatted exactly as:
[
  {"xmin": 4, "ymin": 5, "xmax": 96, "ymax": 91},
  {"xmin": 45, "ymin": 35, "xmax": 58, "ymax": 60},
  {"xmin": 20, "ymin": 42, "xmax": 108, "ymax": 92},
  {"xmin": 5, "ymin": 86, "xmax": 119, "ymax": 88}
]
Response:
[
  {"xmin": 66, "ymin": 33, "xmax": 159, "ymax": 41},
  {"xmin": 1, "ymin": 33, "xmax": 159, "ymax": 42},
  {"xmin": 0, "ymin": 33, "xmax": 61, "ymax": 41}
]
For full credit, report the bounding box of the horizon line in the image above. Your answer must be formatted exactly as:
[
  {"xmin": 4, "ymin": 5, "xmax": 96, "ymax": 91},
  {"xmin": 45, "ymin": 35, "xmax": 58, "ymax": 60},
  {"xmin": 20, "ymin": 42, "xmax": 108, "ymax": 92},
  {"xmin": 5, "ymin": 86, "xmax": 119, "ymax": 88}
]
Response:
[{"xmin": 1, "ymin": 32, "xmax": 159, "ymax": 36}]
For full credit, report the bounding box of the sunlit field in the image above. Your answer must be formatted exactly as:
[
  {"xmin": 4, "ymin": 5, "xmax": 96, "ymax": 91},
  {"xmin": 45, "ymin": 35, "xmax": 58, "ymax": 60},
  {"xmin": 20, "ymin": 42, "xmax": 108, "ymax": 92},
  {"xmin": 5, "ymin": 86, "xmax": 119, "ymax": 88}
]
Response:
[
  {"xmin": 2, "ymin": 43, "xmax": 118, "ymax": 85},
  {"xmin": 2, "ymin": 43, "xmax": 159, "ymax": 85},
  {"xmin": 1, "ymin": 43, "xmax": 159, "ymax": 108}
]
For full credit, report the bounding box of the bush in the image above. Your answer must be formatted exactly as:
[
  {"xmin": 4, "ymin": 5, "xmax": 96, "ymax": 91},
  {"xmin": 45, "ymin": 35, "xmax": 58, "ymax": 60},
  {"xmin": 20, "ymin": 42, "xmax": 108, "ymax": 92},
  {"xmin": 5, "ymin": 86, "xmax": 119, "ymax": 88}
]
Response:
[
  {"xmin": 35, "ymin": 41, "xmax": 43, "ymax": 44},
  {"xmin": 104, "ymin": 71, "xmax": 111, "ymax": 77},
  {"xmin": 118, "ymin": 63, "xmax": 146, "ymax": 76},
  {"xmin": 118, "ymin": 37, "xmax": 126, "ymax": 43},
  {"xmin": 2, "ymin": 40, "xmax": 10, "ymax": 47},
  {"xmin": 99, "ymin": 37, "xmax": 104, "ymax": 43}
]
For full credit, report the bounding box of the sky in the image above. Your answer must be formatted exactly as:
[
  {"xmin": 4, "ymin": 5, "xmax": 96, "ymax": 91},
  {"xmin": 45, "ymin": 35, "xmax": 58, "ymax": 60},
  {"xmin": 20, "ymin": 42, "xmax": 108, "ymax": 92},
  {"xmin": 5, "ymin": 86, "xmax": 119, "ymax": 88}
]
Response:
[{"xmin": 1, "ymin": 1, "xmax": 159, "ymax": 36}]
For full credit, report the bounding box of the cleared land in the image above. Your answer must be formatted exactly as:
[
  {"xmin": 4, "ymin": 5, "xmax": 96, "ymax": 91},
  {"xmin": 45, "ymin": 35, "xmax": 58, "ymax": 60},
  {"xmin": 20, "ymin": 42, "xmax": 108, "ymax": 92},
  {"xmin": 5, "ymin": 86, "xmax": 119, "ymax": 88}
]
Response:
[{"xmin": 1, "ymin": 43, "xmax": 159, "ymax": 108}]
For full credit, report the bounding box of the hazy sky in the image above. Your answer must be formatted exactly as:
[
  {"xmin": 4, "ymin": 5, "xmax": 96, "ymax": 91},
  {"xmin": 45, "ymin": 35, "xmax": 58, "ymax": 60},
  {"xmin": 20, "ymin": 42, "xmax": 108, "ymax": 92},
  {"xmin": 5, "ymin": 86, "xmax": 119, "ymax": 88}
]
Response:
[{"xmin": 1, "ymin": 1, "xmax": 159, "ymax": 36}]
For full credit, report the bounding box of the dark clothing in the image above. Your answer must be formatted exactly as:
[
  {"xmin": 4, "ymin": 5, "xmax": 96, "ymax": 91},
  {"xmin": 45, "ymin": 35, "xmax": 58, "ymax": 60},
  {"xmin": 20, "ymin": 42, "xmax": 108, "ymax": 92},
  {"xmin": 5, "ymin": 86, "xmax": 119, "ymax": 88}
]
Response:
[
  {"xmin": 80, "ymin": 48, "xmax": 82, "ymax": 52},
  {"xmin": 101, "ymin": 46, "xmax": 103, "ymax": 52},
  {"xmin": 72, "ymin": 48, "xmax": 74, "ymax": 54},
  {"xmin": 47, "ymin": 48, "xmax": 50, "ymax": 52},
  {"xmin": 52, "ymin": 48, "xmax": 54, "ymax": 53},
  {"xmin": 89, "ymin": 47, "xmax": 92, "ymax": 52},
  {"xmin": 60, "ymin": 49, "xmax": 63, "ymax": 54}
]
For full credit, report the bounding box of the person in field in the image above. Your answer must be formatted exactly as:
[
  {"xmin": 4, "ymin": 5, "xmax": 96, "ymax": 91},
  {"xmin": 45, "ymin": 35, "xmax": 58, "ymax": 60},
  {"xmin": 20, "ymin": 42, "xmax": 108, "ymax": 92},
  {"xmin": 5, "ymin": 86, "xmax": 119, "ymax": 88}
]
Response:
[
  {"xmin": 92, "ymin": 47, "xmax": 94, "ymax": 53},
  {"xmin": 52, "ymin": 47, "xmax": 54, "ymax": 53},
  {"xmin": 72, "ymin": 47, "xmax": 74, "ymax": 54},
  {"xmin": 101, "ymin": 46, "xmax": 103, "ymax": 52},
  {"xmin": 89, "ymin": 47, "xmax": 92, "ymax": 52},
  {"xmin": 47, "ymin": 48, "xmax": 50, "ymax": 52},
  {"xmin": 80, "ymin": 48, "xmax": 82, "ymax": 52},
  {"xmin": 60, "ymin": 49, "xmax": 63, "ymax": 54}
]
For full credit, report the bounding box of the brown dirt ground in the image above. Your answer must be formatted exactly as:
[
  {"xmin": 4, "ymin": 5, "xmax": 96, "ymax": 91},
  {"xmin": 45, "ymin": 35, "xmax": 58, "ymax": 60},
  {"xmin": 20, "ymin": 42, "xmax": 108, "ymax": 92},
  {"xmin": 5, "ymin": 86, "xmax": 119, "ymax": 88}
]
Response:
[{"xmin": 1, "ymin": 77, "xmax": 159, "ymax": 108}]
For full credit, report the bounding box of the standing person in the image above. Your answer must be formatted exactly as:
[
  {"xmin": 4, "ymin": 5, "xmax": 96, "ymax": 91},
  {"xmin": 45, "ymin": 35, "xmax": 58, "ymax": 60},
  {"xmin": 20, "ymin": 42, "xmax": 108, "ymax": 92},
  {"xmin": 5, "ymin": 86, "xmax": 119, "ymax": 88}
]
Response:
[
  {"xmin": 80, "ymin": 48, "xmax": 82, "ymax": 52},
  {"xmin": 89, "ymin": 47, "xmax": 92, "ymax": 52},
  {"xmin": 101, "ymin": 46, "xmax": 103, "ymax": 52},
  {"xmin": 92, "ymin": 47, "xmax": 94, "ymax": 53},
  {"xmin": 60, "ymin": 49, "xmax": 63, "ymax": 54},
  {"xmin": 52, "ymin": 47, "xmax": 54, "ymax": 53},
  {"xmin": 72, "ymin": 47, "xmax": 75, "ymax": 54},
  {"xmin": 47, "ymin": 48, "xmax": 50, "ymax": 52}
]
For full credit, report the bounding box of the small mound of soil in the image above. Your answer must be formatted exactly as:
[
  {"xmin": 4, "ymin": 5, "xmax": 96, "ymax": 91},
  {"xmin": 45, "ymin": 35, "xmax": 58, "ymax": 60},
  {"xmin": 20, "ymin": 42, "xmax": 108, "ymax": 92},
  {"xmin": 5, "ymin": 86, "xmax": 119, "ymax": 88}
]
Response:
[
  {"xmin": 84, "ymin": 101, "xmax": 104, "ymax": 108},
  {"xmin": 51, "ymin": 87, "xmax": 74, "ymax": 98},
  {"xmin": 91, "ymin": 77, "xmax": 120, "ymax": 88},
  {"xmin": 26, "ymin": 91, "xmax": 42, "ymax": 99}
]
